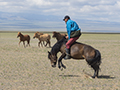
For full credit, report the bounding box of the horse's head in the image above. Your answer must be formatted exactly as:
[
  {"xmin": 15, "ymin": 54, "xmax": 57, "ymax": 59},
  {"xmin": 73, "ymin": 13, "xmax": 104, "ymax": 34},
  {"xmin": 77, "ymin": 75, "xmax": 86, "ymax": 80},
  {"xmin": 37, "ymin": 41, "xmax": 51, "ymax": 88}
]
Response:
[
  {"xmin": 17, "ymin": 32, "xmax": 21, "ymax": 38},
  {"xmin": 48, "ymin": 51, "xmax": 57, "ymax": 67},
  {"xmin": 52, "ymin": 31, "xmax": 67, "ymax": 41},
  {"xmin": 37, "ymin": 32, "xmax": 43, "ymax": 35},
  {"xmin": 33, "ymin": 32, "xmax": 39, "ymax": 39},
  {"xmin": 52, "ymin": 31, "xmax": 58, "ymax": 38}
]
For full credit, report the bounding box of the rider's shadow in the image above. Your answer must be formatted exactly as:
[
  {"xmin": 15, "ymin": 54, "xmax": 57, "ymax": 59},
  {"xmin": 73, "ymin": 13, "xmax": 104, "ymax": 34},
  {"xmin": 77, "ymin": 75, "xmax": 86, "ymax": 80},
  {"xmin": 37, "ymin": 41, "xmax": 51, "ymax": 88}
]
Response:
[{"xmin": 59, "ymin": 75, "xmax": 80, "ymax": 77}]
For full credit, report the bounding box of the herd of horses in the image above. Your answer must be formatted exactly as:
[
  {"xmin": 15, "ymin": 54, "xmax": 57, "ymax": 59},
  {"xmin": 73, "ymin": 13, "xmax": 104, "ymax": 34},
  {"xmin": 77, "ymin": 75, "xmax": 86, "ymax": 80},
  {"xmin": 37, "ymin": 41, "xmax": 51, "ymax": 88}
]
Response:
[
  {"xmin": 17, "ymin": 32, "xmax": 52, "ymax": 48},
  {"xmin": 17, "ymin": 31, "xmax": 101, "ymax": 78},
  {"xmin": 17, "ymin": 31, "xmax": 66, "ymax": 48}
]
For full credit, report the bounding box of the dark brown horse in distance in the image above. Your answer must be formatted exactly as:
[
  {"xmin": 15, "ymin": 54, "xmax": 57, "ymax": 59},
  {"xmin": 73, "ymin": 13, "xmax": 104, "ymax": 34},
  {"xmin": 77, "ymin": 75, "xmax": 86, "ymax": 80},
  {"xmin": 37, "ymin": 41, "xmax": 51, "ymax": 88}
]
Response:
[
  {"xmin": 17, "ymin": 32, "xmax": 30, "ymax": 48},
  {"xmin": 52, "ymin": 31, "xmax": 66, "ymax": 41},
  {"xmin": 48, "ymin": 37, "xmax": 101, "ymax": 78}
]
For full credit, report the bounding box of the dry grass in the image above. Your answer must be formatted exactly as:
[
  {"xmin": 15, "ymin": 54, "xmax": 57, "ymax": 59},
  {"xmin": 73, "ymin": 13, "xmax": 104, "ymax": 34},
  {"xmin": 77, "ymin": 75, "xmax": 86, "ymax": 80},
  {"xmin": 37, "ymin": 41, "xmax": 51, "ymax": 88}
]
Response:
[{"xmin": 0, "ymin": 32, "xmax": 120, "ymax": 90}]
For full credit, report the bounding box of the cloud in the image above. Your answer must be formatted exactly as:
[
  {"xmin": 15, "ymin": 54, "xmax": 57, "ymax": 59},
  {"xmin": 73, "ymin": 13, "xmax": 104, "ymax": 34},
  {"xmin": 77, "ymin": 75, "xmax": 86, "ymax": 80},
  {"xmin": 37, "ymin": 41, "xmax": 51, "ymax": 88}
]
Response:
[
  {"xmin": 0, "ymin": 1, "xmax": 27, "ymax": 13},
  {"xmin": 0, "ymin": 0, "xmax": 120, "ymax": 32},
  {"xmin": 27, "ymin": 0, "xmax": 53, "ymax": 6},
  {"xmin": 0, "ymin": 2, "xmax": 8, "ymax": 6},
  {"xmin": 0, "ymin": 0, "xmax": 119, "ymax": 17}
]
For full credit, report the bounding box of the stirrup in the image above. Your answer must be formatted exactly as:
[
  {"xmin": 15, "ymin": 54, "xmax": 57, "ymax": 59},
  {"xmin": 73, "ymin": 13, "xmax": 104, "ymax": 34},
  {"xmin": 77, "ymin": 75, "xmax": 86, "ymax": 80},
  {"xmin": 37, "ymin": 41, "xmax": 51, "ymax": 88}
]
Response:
[{"xmin": 64, "ymin": 54, "xmax": 71, "ymax": 59}]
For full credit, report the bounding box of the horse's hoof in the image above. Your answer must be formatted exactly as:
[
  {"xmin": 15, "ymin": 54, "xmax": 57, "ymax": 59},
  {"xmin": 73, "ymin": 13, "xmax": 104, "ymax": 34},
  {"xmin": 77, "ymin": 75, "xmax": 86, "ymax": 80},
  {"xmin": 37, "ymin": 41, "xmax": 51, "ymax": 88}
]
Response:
[
  {"xmin": 61, "ymin": 68, "xmax": 63, "ymax": 71},
  {"xmin": 92, "ymin": 76, "xmax": 95, "ymax": 78},
  {"xmin": 63, "ymin": 66, "xmax": 66, "ymax": 69},
  {"xmin": 58, "ymin": 66, "xmax": 61, "ymax": 69},
  {"xmin": 61, "ymin": 65, "xmax": 66, "ymax": 69},
  {"xmin": 52, "ymin": 65, "xmax": 56, "ymax": 68}
]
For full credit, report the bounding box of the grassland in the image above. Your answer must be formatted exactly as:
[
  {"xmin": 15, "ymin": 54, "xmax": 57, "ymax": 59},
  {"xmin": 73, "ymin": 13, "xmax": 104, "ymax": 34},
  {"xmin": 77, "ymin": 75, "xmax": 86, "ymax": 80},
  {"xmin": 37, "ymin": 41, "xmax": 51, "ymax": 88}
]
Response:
[{"xmin": 0, "ymin": 32, "xmax": 120, "ymax": 90}]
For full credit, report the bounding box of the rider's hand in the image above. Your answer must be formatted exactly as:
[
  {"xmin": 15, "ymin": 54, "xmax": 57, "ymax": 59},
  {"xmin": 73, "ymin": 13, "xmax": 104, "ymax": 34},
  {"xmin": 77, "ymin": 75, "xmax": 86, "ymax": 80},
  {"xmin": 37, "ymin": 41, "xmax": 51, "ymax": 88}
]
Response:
[{"xmin": 66, "ymin": 36, "xmax": 68, "ymax": 39}]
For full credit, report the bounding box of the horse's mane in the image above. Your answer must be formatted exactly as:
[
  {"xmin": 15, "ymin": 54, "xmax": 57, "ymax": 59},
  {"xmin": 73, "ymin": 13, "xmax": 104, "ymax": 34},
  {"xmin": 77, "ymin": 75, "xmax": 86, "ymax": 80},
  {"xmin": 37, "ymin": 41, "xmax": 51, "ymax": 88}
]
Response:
[
  {"xmin": 51, "ymin": 37, "xmax": 67, "ymax": 54},
  {"xmin": 19, "ymin": 33, "xmax": 24, "ymax": 37},
  {"xmin": 57, "ymin": 36, "xmax": 67, "ymax": 44}
]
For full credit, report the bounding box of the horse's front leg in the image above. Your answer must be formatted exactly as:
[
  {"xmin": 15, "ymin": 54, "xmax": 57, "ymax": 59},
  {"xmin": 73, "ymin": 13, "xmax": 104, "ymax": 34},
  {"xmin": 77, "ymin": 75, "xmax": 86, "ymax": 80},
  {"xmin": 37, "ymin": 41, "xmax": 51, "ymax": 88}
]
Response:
[
  {"xmin": 38, "ymin": 41, "xmax": 41, "ymax": 47},
  {"xmin": 45, "ymin": 41, "xmax": 48, "ymax": 47},
  {"xmin": 58, "ymin": 53, "xmax": 66, "ymax": 70},
  {"xmin": 40, "ymin": 41, "xmax": 43, "ymax": 47},
  {"xmin": 61, "ymin": 60, "xmax": 66, "ymax": 69},
  {"xmin": 43, "ymin": 41, "xmax": 45, "ymax": 46},
  {"xmin": 18, "ymin": 41, "xmax": 21, "ymax": 46}
]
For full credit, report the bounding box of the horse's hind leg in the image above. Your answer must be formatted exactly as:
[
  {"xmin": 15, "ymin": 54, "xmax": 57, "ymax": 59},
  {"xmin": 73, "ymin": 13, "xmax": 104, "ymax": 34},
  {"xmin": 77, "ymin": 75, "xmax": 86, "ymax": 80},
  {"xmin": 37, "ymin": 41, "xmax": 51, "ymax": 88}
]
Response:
[
  {"xmin": 45, "ymin": 39, "xmax": 51, "ymax": 47},
  {"xmin": 91, "ymin": 65, "xmax": 100, "ymax": 78},
  {"xmin": 96, "ymin": 65, "xmax": 100, "ymax": 78},
  {"xmin": 45, "ymin": 41, "xmax": 48, "ymax": 47},
  {"xmin": 23, "ymin": 41, "xmax": 25, "ymax": 48},
  {"xmin": 49, "ymin": 41, "xmax": 51, "ymax": 47},
  {"xmin": 40, "ymin": 41, "xmax": 43, "ymax": 47},
  {"xmin": 26, "ymin": 41, "xmax": 30, "ymax": 47},
  {"xmin": 47, "ymin": 39, "xmax": 51, "ymax": 47},
  {"xmin": 27, "ymin": 40, "xmax": 30, "ymax": 47},
  {"xmin": 43, "ymin": 41, "xmax": 45, "ymax": 46}
]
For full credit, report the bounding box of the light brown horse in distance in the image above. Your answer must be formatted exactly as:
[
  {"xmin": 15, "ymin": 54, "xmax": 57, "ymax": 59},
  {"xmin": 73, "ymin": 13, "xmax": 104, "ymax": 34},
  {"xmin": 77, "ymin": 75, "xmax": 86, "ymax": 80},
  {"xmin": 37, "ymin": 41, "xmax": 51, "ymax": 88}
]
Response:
[
  {"xmin": 17, "ymin": 32, "xmax": 30, "ymax": 47},
  {"xmin": 33, "ymin": 32, "xmax": 51, "ymax": 47},
  {"xmin": 33, "ymin": 32, "xmax": 46, "ymax": 47},
  {"xmin": 35, "ymin": 32, "xmax": 43, "ymax": 36},
  {"xmin": 52, "ymin": 31, "xmax": 67, "ymax": 41}
]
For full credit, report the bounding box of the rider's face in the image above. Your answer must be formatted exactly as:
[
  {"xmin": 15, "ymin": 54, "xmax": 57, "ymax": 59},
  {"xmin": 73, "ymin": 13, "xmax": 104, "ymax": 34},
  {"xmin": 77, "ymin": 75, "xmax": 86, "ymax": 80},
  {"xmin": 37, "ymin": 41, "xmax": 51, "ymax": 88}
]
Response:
[{"xmin": 64, "ymin": 18, "xmax": 68, "ymax": 23}]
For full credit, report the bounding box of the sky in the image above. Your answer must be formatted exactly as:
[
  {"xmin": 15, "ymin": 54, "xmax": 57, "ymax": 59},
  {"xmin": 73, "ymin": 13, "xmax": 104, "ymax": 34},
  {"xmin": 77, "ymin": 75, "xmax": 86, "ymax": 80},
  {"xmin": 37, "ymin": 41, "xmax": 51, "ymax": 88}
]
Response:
[{"xmin": 0, "ymin": 0, "xmax": 120, "ymax": 32}]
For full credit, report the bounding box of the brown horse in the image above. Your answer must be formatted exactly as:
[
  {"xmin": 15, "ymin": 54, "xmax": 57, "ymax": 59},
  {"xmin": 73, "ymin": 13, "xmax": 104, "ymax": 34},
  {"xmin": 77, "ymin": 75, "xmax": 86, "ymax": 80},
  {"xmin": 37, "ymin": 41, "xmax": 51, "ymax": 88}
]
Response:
[
  {"xmin": 33, "ymin": 32, "xmax": 46, "ymax": 47},
  {"xmin": 48, "ymin": 37, "xmax": 101, "ymax": 78},
  {"xmin": 36, "ymin": 32, "xmax": 43, "ymax": 35},
  {"xmin": 33, "ymin": 32, "xmax": 51, "ymax": 47},
  {"xmin": 17, "ymin": 32, "xmax": 30, "ymax": 47},
  {"xmin": 52, "ymin": 31, "xmax": 66, "ymax": 41}
]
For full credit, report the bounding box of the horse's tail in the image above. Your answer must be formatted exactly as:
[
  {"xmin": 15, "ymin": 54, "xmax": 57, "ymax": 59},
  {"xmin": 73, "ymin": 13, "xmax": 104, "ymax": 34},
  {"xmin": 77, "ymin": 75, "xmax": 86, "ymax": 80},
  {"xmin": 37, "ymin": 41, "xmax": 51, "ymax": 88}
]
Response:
[
  {"xmin": 87, "ymin": 50, "xmax": 101, "ymax": 68},
  {"xmin": 28, "ymin": 35, "xmax": 30, "ymax": 40}
]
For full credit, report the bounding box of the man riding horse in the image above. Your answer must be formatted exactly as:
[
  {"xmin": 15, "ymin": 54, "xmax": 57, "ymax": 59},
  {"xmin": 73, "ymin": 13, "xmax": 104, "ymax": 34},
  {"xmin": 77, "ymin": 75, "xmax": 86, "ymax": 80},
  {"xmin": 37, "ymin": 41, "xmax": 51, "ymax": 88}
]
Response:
[
  {"xmin": 63, "ymin": 15, "xmax": 81, "ymax": 59},
  {"xmin": 48, "ymin": 16, "xmax": 101, "ymax": 78}
]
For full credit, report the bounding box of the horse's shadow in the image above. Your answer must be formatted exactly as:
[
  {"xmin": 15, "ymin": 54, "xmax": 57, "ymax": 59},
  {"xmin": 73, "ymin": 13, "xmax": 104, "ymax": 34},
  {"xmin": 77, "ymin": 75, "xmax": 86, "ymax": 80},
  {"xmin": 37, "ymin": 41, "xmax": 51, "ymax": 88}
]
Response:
[
  {"xmin": 46, "ymin": 46, "xmax": 52, "ymax": 48},
  {"xmin": 59, "ymin": 74, "xmax": 115, "ymax": 79},
  {"xmin": 97, "ymin": 75, "xmax": 115, "ymax": 79}
]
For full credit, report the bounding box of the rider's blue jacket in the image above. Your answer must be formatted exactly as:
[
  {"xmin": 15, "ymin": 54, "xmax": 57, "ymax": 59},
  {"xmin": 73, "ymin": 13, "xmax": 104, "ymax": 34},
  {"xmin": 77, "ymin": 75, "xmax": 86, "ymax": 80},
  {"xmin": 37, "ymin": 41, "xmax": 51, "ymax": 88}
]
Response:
[{"xmin": 66, "ymin": 19, "xmax": 81, "ymax": 39}]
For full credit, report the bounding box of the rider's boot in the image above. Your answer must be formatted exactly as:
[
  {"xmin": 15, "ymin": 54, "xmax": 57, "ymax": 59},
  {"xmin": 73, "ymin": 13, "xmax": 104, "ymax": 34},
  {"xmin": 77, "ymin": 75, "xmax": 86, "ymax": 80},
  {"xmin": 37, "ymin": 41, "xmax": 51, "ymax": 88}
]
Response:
[{"xmin": 64, "ymin": 48, "xmax": 71, "ymax": 59}]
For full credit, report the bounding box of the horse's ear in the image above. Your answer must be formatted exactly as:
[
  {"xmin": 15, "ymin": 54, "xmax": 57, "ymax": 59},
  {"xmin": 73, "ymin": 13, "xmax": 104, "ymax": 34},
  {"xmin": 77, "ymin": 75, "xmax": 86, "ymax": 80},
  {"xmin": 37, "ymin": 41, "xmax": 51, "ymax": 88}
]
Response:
[
  {"xmin": 65, "ymin": 34, "xmax": 67, "ymax": 36},
  {"xmin": 48, "ymin": 51, "xmax": 51, "ymax": 55},
  {"xmin": 63, "ymin": 36, "xmax": 66, "ymax": 39},
  {"xmin": 53, "ymin": 31, "xmax": 55, "ymax": 34}
]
